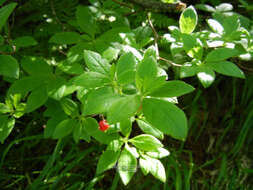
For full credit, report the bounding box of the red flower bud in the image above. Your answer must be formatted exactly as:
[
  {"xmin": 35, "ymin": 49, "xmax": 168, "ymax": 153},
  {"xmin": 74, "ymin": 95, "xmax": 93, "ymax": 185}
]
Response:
[{"xmin": 99, "ymin": 120, "xmax": 110, "ymax": 132}]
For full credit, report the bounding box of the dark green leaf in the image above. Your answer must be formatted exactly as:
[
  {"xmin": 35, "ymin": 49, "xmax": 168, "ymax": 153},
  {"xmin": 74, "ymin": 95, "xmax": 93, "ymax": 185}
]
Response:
[
  {"xmin": 0, "ymin": 55, "xmax": 19, "ymax": 79},
  {"xmin": 53, "ymin": 119, "xmax": 77, "ymax": 139},
  {"xmin": 76, "ymin": 6, "xmax": 96, "ymax": 38},
  {"xmin": 21, "ymin": 57, "xmax": 52, "ymax": 76},
  {"xmin": 25, "ymin": 86, "xmax": 48, "ymax": 113},
  {"xmin": 13, "ymin": 36, "xmax": 37, "ymax": 47},
  {"xmin": 49, "ymin": 32, "xmax": 81, "ymax": 44},
  {"xmin": 0, "ymin": 3, "xmax": 17, "ymax": 31}
]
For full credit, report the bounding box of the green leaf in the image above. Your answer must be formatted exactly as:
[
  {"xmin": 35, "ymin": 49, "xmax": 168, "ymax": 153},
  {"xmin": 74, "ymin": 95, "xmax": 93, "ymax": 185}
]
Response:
[
  {"xmin": 0, "ymin": 55, "xmax": 19, "ymax": 79},
  {"xmin": 13, "ymin": 103, "xmax": 26, "ymax": 118},
  {"xmin": 179, "ymin": 6, "xmax": 198, "ymax": 34},
  {"xmin": 137, "ymin": 119, "xmax": 164, "ymax": 140},
  {"xmin": 205, "ymin": 48, "xmax": 239, "ymax": 63},
  {"xmin": 107, "ymin": 95, "xmax": 141, "ymax": 123},
  {"xmin": 143, "ymin": 98, "xmax": 188, "ymax": 140},
  {"xmin": 96, "ymin": 140, "xmax": 123, "ymax": 174},
  {"xmin": 13, "ymin": 36, "xmax": 37, "ymax": 47},
  {"xmin": 76, "ymin": 6, "xmax": 96, "ymax": 38},
  {"xmin": 0, "ymin": 3, "xmax": 17, "ymax": 31},
  {"xmin": 83, "ymin": 87, "xmax": 120, "ymax": 116},
  {"xmin": 182, "ymin": 34, "xmax": 203, "ymax": 60},
  {"xmin": 84, "ymin": 117, "xmax": 118, "ymax": 144},
  {"xmin": 44, "ymin": 115, "xmax": 67, "ymax": 138},
  {"xmin": 197, "ymin": 66, "xmax": 215, "ymax": 88},
  {"xmin": 119, "ymin": 119, "xmax": 132, "ymax": 137},
  {"xmin": 57, "ymin": 61, "xmax": 84, "ymax": 75},
  {"xmin": 137, "ymin": 56, "xmax": 157, "ymax": 80},
  {"xmin": 102, "ymin": 47, "xmax": 120, "ymax": 63},
  {"xmin": 118, "ymin": 147, "xmax": 137, "ymax": 185},
  {"xmin": 206, "ymin": 61, "xmax": 245, "ymax": 79},
  {"xmin": 146, "ymin": 80, "xmax": 195, "ymax": 98},
  {"xmin": 46, "ymin": 76, "xmax": 67, "ymax": 100},
  {"xmin": 8, "ymin": 76, "xmax": 46, "ymax": 97},
  {"xmin": 73, "ymin": 121, "xmax": 90, "ymax": 143},
  {"xmin": 60, "ymin": 98, "xmax": 79, "ymax": 117},
  {"xmin": 72, "ymin": 72, "xmax": 111, "ymax": 89},
  {"xmin": 116, "ymin": 52, "xmax": 137, "ymax": 85},
  {"xmin": 49, "ymin": 32, "xmax": 81, "ymax": 44},
  {"xmin": 223, "ymin": 15, "xmax": 240, "ymax": 35},
  {"xmin": 25, "ymin": 86, "xmax": 48, "ymax": 113},
  {"xmin": 0, "ymin": 103, "xmax": 11, "ymax": 114},
  {"xmin": 53, "ymin": 119, "xmax": 77, "ymax": 139},
  {"xmin": 0, "ymin": 116, "xmax": 15, "ymax": 143},
  {"xmin": 21, "ymin": 57, "xmax": 52, "ymax": 76},
  {"xmin": 129, "ymin": 134, "xmax": 163, "ymax": 151},
  {"xmin": 84, "ymin": 50, "xmax": 111, "ymax": 75},
  {"xmin": 146, "ymin": 147, "xmax": 170, "ymax": 159}
]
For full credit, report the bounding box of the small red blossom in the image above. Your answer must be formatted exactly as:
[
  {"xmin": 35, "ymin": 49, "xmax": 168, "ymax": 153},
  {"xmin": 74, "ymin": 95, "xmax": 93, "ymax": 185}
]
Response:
[{"xmin": 99, "ymin": 120, "xmax": 110, "ymax": 132}]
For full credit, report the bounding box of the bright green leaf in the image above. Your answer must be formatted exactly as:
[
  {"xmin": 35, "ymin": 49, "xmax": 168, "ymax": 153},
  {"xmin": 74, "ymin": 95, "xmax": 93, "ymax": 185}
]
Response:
[
  {"xmin": 129, "ymin": 134, "xmax": 163, "ymax": 151},
  {"xmin": 0, "ymin": 116, "xmax": 15, "ymax": 143},
  {"xmin": 143, "ymin": 98, "xmax": 188, "ymax": 140},
  {"xmin": 21, "ymin": 57, "xmax": 52, "ymax": 76},
  {"xmin": 179, "ymin": 6, "xmax": 198, "ymax": 34},
  {"xmin": 60, "ymin": 98, "xmax": 79, "ymax": 117}
]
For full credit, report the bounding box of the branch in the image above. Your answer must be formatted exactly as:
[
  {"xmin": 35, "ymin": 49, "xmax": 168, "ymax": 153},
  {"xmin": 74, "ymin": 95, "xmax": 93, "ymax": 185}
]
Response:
[
  {"xmin": 159, "ymin": 57, "xmax": 183, "ymax": 67},
  {"xmin": 147, "ymin": 13, "xmax": 159, "ymax": 57},
  {"xmin": 112, "ymin": 0, "xmax": 133, "ymax": 9},
  {"xmin": 127, "ymin": 0, "xmax": 186, "ymax": 13}
]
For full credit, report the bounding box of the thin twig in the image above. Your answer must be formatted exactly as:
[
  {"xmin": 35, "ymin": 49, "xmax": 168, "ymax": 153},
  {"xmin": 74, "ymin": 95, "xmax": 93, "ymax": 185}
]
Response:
[
  {"xmin": 112, "ymin": 0, "xmax": 133, "ymax": 9},
  {"xmin": 127, "ymin": 0, "xmax": 186, "ymax": 13},
  {"xmin": 50, "ymin": 0, "xmax": 65, "ymax": 31},
  {"xmin": 159, "ymin": 57, "xmax": 183, "ymax": 67},
  {"xmin": 237, "ymin": 62, "xmax": 253, "ymax": 72},
  {"xmin": 147, "ymin": 13, "xmax": 159, "ymax": 57}
]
